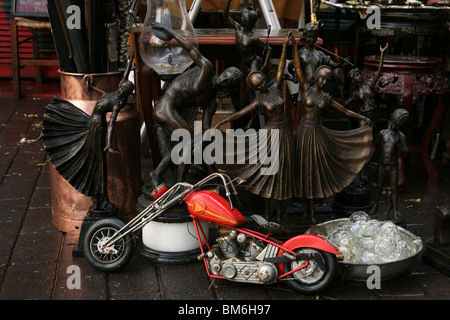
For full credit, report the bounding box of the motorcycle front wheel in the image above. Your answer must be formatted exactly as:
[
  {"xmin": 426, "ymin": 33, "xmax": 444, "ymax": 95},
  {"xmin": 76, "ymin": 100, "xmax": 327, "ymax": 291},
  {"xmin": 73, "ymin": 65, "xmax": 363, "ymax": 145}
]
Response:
[
  {"xmin": 83, "ymin": 218, "xmax": 134, "ymax": 272},
  {"xmin": 284, "ymin": 248, "xmax": 338, "ymax": 295}
]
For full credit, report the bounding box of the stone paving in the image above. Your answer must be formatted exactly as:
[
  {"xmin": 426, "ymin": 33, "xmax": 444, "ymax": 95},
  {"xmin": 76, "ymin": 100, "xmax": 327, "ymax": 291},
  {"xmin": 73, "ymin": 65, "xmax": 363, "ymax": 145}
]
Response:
[{"xmin": 0, "ymin": 97, "xmax": 449, "ymax": 303}]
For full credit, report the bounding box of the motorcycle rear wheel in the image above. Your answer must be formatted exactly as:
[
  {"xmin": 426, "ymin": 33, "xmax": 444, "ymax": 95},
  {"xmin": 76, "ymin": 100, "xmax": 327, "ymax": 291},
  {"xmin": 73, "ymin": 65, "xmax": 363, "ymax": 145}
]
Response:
[
  {"xmin": 83, "ymin": 218, "xmax": 134, "ymax": 272},
  {"xmin": 284, "ymin": 248, "xmax": 337, "ymax": 295}
]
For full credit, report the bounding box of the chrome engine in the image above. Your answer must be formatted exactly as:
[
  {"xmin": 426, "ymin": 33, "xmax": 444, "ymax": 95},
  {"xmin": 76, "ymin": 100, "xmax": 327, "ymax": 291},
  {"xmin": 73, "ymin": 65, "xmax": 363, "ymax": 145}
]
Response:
[{"xmin": 205, "ymin": 230, "xmax": 279, "ymax": 284}]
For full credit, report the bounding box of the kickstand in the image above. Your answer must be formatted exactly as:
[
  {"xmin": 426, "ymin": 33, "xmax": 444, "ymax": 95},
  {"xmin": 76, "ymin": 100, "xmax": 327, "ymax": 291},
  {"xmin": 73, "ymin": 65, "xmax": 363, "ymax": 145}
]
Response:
[{"xmin": 206, "ymin": 278, "xmax": 217, "ymax": 293}]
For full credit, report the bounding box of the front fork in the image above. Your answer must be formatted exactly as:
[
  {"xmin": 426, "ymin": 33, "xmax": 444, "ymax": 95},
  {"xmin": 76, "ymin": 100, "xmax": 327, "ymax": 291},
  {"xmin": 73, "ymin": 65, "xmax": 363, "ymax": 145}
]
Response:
[{"xmin": 191, "ymin": 217, "xmax": 226, "ymax": 280}]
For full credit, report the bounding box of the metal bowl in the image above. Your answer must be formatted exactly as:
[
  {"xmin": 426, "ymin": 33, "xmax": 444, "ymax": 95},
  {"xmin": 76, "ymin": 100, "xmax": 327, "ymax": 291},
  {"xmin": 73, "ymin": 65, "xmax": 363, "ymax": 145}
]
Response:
[{"xmin": 308, "ymin": 218, "xmax": 423, "ymax": 281}]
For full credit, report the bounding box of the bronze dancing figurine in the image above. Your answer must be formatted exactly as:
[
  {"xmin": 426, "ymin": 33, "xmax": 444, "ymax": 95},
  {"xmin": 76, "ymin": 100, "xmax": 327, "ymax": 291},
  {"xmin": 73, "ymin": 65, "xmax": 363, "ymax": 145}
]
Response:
[
  {"xmin": 346, "ymin": 44, "xmax": 388, "ymax": 129},
  {"xmin": 369, "ymin": 108, "xmax": 409, "ymax": 224},
  {"xmin": 223, "ymin": 0, "xmax": 272, "ymax": 75},
  {"xmin": 42, "ymin": 80, "xmax": 135, "ymax": 212},
  {"xmin": 150, "ymin": 22, "xmax": 242, "ymax": 188},
  {"xmin": 287, "ymin": 22, "xmax": 346, "ymax": 105},
  {"xmin": 214, "ymin": 34, "xmax": 295, "ymax": 222},
  {"xmin": 223, "ymin": 0, "xmax": 272, "ymax": 124},
  {"xmin": 288, "ymin": 23, "xmax": 343, "ymax": 85},
  {"xmin": 290, "ymin": 35, "xmax": 373, "ymax": 223}
]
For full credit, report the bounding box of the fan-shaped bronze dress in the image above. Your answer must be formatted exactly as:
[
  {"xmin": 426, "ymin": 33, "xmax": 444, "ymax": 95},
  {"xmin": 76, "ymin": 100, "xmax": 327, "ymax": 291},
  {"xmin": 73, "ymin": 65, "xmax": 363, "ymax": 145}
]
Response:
[
  {"xmin": 295, "ymin": 87, "xmax": 373, "ymax": 199},
  {"xmin": 42, "ymin": 97, "xmax": 111, "ymax": 198},
  {"xmin": 218, "ymin": 87, "xmax": 296, "ymax": 200}
]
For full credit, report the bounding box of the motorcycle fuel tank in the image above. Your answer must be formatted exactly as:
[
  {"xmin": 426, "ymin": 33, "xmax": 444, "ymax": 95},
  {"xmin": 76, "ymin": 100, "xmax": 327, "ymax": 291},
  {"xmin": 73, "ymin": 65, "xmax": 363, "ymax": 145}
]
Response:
[{"xmin": 185, "ymin": 190, "xmax": 246, "ymax": 227}]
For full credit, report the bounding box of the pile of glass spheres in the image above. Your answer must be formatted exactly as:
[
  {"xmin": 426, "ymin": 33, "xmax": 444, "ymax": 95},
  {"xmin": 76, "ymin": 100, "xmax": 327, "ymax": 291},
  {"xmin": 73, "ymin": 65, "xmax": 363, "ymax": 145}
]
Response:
[{"xmin": 322, "ymin": 212, "xmax": 422, "ymax": 264}]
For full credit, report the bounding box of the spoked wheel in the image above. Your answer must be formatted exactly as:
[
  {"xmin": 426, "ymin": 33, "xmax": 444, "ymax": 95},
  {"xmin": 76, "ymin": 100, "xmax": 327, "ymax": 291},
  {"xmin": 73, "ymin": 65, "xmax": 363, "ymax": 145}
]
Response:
[
  {"xmin": 284, "ymin": 248, "xmax": 338, "ymax": 295},
  {"xmin": 83, "ymin": 218, "xmax": 134, "ymax": 272}
]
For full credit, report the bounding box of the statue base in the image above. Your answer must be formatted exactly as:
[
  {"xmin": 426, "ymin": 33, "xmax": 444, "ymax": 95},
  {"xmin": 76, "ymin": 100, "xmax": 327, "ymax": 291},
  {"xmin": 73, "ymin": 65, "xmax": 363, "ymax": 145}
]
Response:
[
  {"xmin": 137, "ymin": 238, "xmax": 207, "ymax": 265},
  {"xmin": 136, "ymin": 183, "xmax": 210, "ymax": 264},
  {"xmin": 334, "ymin": 177, "xmax": 372, "ymax": 216},
  {"xmin": 281, "ymin": 198, "xmax": 335, "ymax": 235}
]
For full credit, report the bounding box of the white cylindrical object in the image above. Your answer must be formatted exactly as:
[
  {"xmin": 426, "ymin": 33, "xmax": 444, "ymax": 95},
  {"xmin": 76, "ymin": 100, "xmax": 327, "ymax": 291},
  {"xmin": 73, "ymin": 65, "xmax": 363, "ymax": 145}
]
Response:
[{"xmin": 142, "ymin": 220, "xmax": 209, "ymax": 252}]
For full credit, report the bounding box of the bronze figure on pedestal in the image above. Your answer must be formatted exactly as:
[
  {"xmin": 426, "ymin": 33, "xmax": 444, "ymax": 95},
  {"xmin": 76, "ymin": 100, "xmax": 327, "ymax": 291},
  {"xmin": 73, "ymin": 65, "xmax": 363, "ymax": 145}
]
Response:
[
  {"xmin": 287, "ymin": 22, "xmax": 346, "ymax": 107},
  {"xmin": 42, "ymin": 79, "xmax": 135, "ymax": 213},
  {"xmin": 346, "ymin": 44, "xmax": 388, "ymax": 130},
  {"xmin": 223, "ymin": 0, "xmax": 272, "ymax": 75},
  {"xmin": 223, "ymin": 0, "xmax": 272, "ymax": 126},
  {"xmin": 149, "ymin": 23, "xmax": 242, "ymax": 189},
  {"xmin": 290, "ymin": 35, "xmax": 373, "ymax": 223},
  {"xmin": 288, "ymin": 23, "xmax": 344, "ymax": 85},
  {"xmin": 214, "ymin": 34, "xmax": 296, "ymax": 222},
  {"xmin": 369, "ymin": 108, "xmax": 409, "ymax": 224}
]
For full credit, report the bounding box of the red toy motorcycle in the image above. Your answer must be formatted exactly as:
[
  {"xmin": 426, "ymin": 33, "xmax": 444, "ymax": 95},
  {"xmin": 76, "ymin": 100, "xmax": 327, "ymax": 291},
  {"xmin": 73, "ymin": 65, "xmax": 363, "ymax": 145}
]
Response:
[{"xmin": 83, "ymin": 173, "xmax": 341, "ymax": 295}]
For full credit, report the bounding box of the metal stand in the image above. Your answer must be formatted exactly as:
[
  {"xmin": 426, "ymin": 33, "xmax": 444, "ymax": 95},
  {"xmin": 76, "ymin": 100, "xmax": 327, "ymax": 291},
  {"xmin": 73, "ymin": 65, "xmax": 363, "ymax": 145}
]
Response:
[
  {"xmin": 258, "ymin": 0, "xmax": 281, "ymax": 29},
  {"xmin": 136, "ymin": 188, "xmax": 207, "ymax": 264},
  {"xmin": 188, "ymin": 0, "xmax": 204, "ymax": 24},
  {"xmin": 334, "ymin": 176, "xmax": 372, "ymax": 217},
  {"xmin": 188, "ymin": 0, "xmax": 281, "ymax": 29}
]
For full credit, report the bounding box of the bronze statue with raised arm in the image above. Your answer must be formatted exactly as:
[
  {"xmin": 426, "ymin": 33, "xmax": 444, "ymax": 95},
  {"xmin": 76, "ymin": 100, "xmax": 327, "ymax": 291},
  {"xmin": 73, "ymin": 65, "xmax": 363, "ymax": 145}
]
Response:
[
  {"xmin": 346, "ymin": 44, "xmax": 388, "ymax": 129},
  {"xmin": 152, "ymin": 22, "xmax": 242, "ymax": 134},
  {"xmin": 149, "ymin": 23, "xmax": 243, "ymax": 188},
  {"xmin": 288, "ymin": 23, "xmax": 344, "ymax": 85},
  {"xmin": 214, "ymin": 33, "xmax": 296, "ymax": 222},
  {"xmin": 223, "ymin": 0, "xmax": 272, "ymax": 75},
  {"xmin": 223, "ymin": 0, "xmax": 272, "ymax": 124},
  {"xmin": 290, "ymin": 35, "xmax": 373, "ymax": 223}
]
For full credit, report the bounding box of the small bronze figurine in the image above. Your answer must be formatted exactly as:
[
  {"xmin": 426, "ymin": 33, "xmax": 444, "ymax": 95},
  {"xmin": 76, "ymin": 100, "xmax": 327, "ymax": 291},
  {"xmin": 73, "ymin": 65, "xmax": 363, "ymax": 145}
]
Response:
[
  {"xmin": 346, "ymin": 44, "xmax": 388, "ymax": 129},
  {"xmin": 214, "ymin": 34, "xmax": 296, "ymax": 222},
  {"xmin": 369, "ymin": 108, "xmax": 409, "ymax": 224},
  {"xmin": 223, "ymin": 0, "xmax": 272, "ymax": 125},
  {"xmin": 42, "ymin": 80, "xmax": 135, "ymax": 212},
  {"xmin": 149, "ymin": 23, "xmax": 242, "ymax": 188},
  {"xmin": 290, "ymin": 35, "xmax": 373, "ymax": 223},
  {"xmin": 223, "ymin": 0, "xmax": 272, "ymax": 75},
  {"xmin": 288, "ymin": 23, "xmax": 344, "ymax": 92}
]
